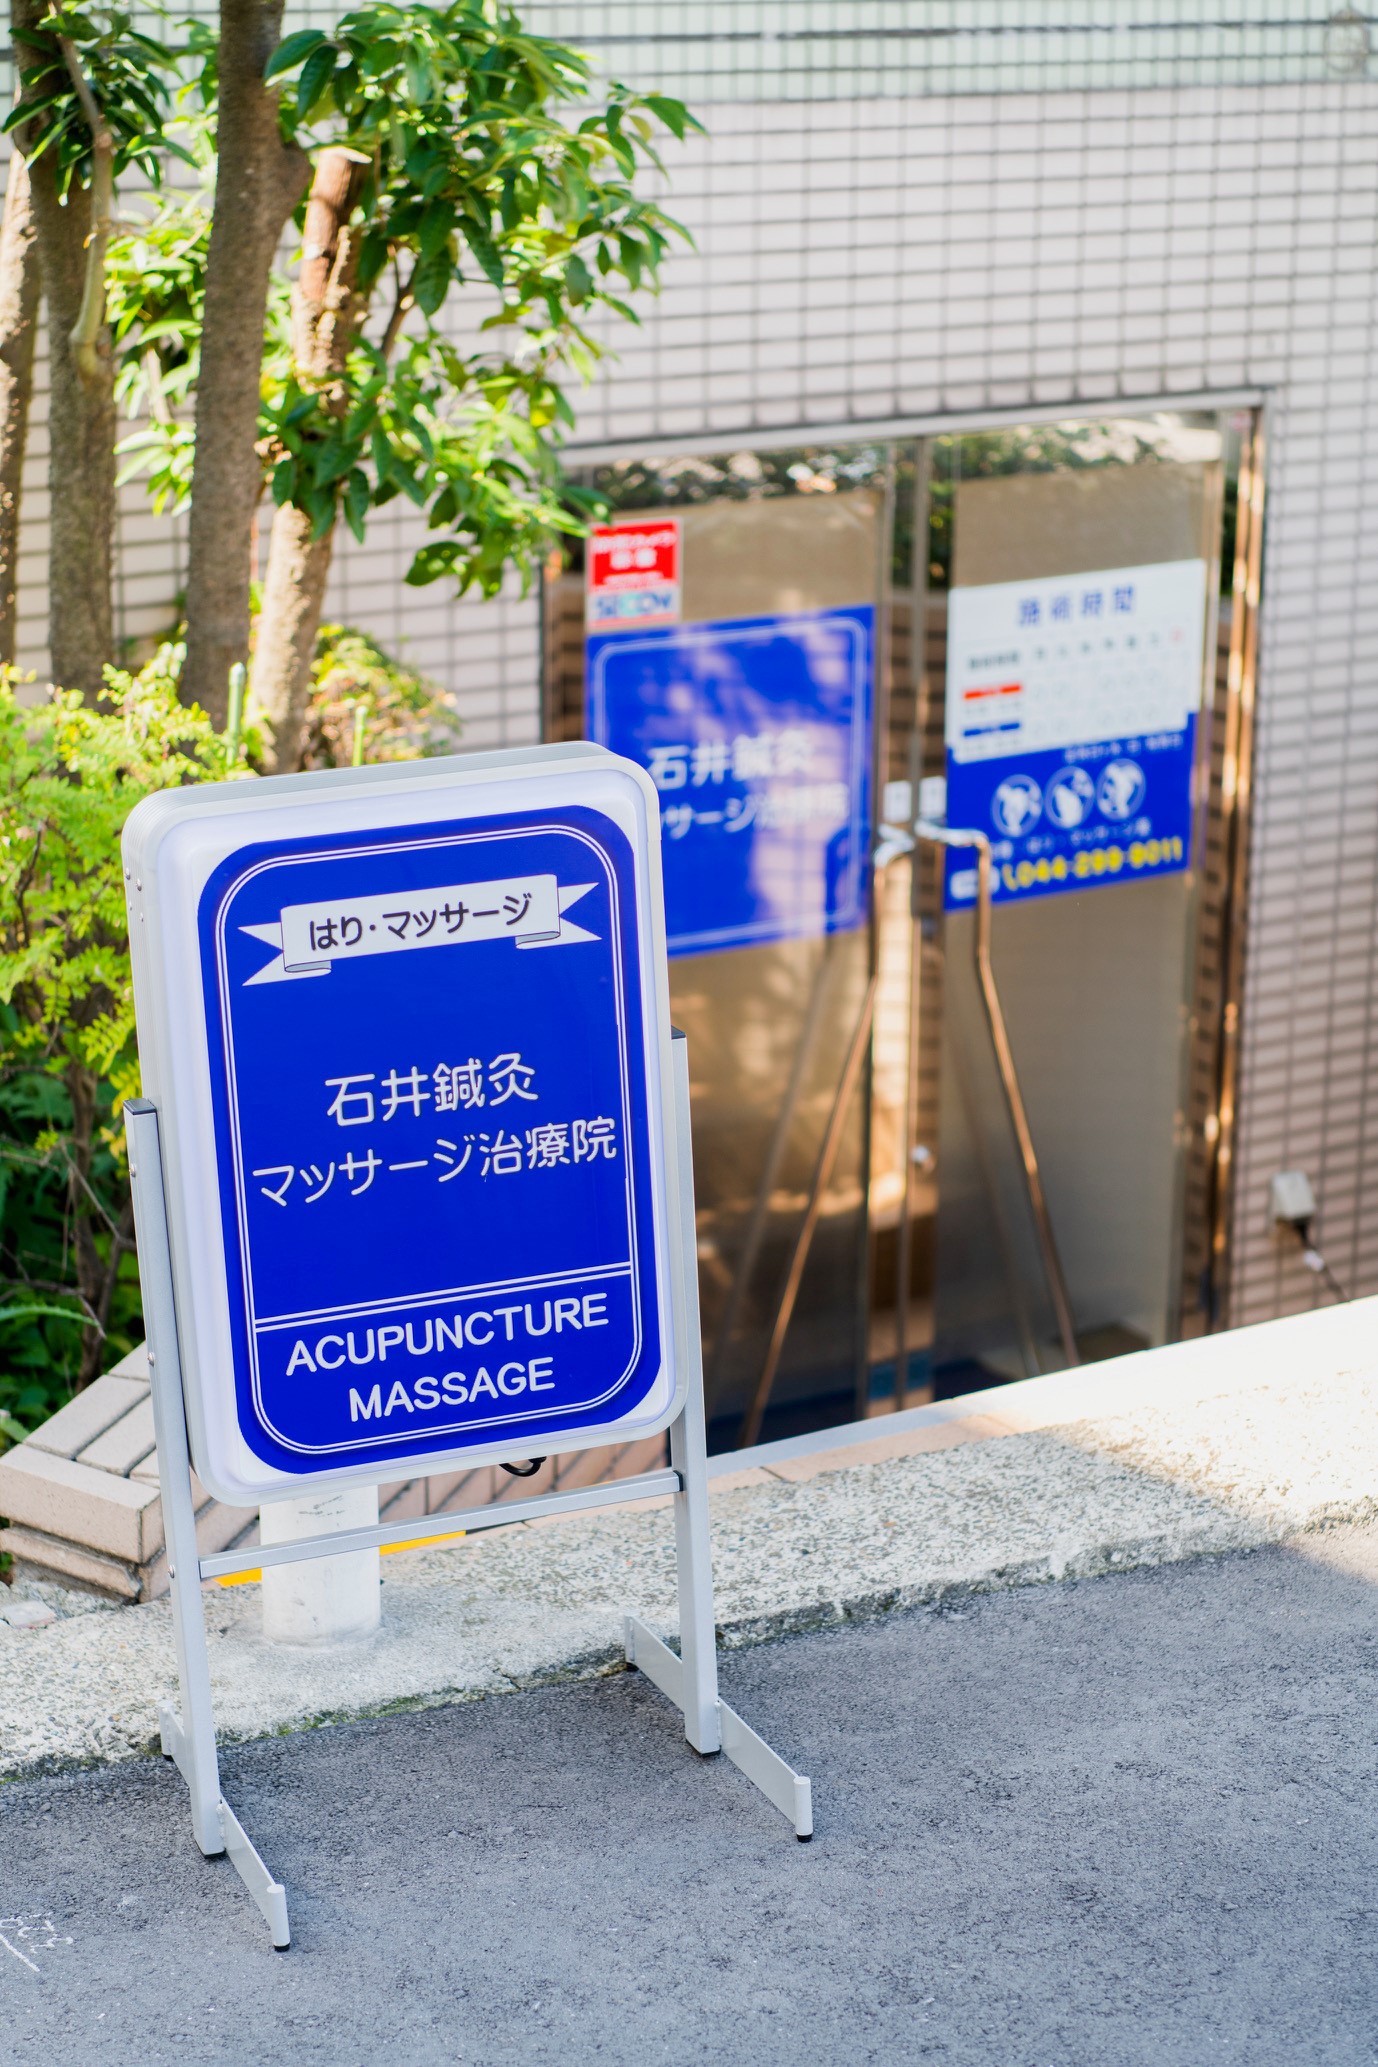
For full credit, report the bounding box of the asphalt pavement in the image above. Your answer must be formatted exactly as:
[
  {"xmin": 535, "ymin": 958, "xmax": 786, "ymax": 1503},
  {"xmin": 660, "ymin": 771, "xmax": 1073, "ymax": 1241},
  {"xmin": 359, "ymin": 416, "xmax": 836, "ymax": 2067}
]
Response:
[{"xmin": 5, "ymin": 1529, "xmax": 1378, "ymax": 2066}]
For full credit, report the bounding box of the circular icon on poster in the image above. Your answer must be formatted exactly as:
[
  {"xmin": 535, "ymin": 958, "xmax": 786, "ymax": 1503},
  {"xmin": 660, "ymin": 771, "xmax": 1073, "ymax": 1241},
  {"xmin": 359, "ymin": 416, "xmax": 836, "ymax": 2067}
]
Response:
[
  {"xmin": 1097, "ymin": 758, "xmax": 1147, "ymax": 821},
  {"xmin": 1044, "ymin": 765, "xmax": 1095, "ymax": 829},
  {"xmin": 991, "ymin": 773, "xmax": 1043, "ymax": 837}
]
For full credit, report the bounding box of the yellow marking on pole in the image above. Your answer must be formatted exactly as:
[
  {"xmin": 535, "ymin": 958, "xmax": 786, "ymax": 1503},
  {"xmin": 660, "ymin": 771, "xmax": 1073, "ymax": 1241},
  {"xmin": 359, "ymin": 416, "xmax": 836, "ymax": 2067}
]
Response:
[
  {"xmin": 381, "ymin": 1530, "xmax": 467, "ymax": 1556},
  {"xmin": 212, "ymin": 1529, "xmax": 466, "ymax": 1586}
]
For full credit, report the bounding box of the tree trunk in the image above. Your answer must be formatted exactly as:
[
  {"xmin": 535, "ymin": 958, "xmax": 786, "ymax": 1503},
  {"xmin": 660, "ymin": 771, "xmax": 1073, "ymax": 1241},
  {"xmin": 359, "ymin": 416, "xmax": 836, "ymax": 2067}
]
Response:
[
  {"xmin": 180, "ymin": 0, "xmax": 308, "ymax": 728},
  {"xmin": 12, "ymin": 0, "xmax": 116, "ymax": 699},
  {"xmin": 252, "ymin": 498, "xmax": 334, "ymax": 770},
  {"xmin": 0, "ymin": 150, "xmax": 40, "ymax": 668},
  {"xmin": 251, "ymin": 146, "xmax": 366, "ymax": 771}
]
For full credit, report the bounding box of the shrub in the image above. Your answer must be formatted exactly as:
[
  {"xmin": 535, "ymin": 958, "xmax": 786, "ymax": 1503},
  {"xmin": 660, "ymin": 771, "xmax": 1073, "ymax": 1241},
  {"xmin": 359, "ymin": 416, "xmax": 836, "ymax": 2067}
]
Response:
[
  {"xmin": 0, "ymin": 646, "xmax": 236, "ymax": 1439},
  {"xmin": 0, "ymin": 625, "xmax": 447, "ymax": 1446},
  {"xmin": 299, "ymin": 624, "xmax": 460, "ymax": 769}
]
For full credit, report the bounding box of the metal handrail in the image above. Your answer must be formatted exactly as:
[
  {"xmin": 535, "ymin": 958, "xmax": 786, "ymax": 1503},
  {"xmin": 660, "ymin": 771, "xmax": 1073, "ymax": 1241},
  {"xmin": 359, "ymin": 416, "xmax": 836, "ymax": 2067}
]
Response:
[
  {"xmin": 736, "ymin": 956, "xmax": 884, "ymax": 1450},
  {"xmin": 736, "ymin": 820, "xmax": 1078, "ymax": 1449},
  {"xmin": 913, "ymin": 820, "xmax": 1079, "ymax": 1371}
]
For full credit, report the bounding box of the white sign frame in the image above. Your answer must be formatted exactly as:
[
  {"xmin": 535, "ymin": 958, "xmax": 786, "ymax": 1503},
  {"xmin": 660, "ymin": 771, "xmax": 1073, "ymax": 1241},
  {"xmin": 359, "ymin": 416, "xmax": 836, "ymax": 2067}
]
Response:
[{"xmin": 123, "ymin": 743, "xmax": 686, "ymax": 1506}]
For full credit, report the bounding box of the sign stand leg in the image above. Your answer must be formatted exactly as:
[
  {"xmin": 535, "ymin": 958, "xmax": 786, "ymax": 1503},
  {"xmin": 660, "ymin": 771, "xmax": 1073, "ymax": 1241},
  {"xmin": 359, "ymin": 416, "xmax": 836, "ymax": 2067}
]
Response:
[
  {"xmin": 126, "ymin": 1052, "xmax": 809, "ymax": 1958},
  {"xmin": 125, "ymin": 1101, "xmax": 291, "ymax": 1949},
  {"xmin": 623, "ymin": 1034, "xmax": 814, "ymax": 1840}
]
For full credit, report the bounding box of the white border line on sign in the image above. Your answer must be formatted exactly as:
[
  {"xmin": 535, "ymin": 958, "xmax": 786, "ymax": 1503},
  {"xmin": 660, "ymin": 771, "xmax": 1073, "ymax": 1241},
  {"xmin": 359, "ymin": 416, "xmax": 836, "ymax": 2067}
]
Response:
[{"xmin": 212, "ymin": 818, "xmax": 650, "ymax": 1459}]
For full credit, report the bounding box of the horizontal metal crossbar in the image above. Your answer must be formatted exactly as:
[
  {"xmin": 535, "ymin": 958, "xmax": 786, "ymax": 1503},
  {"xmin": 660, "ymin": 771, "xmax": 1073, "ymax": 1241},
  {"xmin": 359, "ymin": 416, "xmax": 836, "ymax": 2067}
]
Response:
[
  {"xmin": 197, "ymin": 1467, "xmax": 682, "ymax": 1580},
  {"xmin": 563, "ymin": 386, "xmax": 1268, "ymax": 469}
]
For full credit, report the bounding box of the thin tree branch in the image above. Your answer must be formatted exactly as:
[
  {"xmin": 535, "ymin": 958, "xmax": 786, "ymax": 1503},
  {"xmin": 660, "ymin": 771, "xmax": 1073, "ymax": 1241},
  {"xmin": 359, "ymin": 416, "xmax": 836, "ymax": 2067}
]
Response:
[
  {"xmin": 57, "ymin": 35, "xmax": 114, "ymax": 390},
  {"xmin": 0, "ymin": 149, "xmax": 39, "ymax": 665},
  {"xmin": 380, "ymin": 260, "xmax": 414, "ymax": 361},
  {"xmin": 91, "ymin": 1199, "xmax": 135, "ymax": 1341}
]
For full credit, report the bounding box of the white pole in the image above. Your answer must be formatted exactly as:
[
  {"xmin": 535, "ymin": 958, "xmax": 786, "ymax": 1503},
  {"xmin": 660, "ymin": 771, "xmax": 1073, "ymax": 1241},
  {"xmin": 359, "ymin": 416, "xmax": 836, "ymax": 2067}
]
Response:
[{"xmin": 258, "ymin": 1485, "xmax": 381, "ymax": 1645}]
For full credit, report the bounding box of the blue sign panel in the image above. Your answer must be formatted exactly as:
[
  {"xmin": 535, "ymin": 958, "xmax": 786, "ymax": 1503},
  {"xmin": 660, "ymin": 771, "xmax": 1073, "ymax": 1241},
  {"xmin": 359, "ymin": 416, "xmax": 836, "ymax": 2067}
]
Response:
[
  {"xmin": 942, "ymin": 559, "xmax": 1208, "ymax": 910},
  {"xmin": 944, "ymin": 723, "xmax": 1197, "ymax": 907},
  {"xmin": 196, "ymin": 804, "xmax": 662, "ymax": 1479},
  {"xmin": 587, "ymin": 607, "xmax": 874, "ymax": 956}
]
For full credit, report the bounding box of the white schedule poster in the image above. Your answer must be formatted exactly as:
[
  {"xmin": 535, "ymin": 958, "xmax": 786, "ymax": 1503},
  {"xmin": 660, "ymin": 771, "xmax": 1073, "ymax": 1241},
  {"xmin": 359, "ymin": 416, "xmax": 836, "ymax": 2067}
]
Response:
[{"xmin": 943, "ymin": 557, "xmax": 1209, "ymax": 907}]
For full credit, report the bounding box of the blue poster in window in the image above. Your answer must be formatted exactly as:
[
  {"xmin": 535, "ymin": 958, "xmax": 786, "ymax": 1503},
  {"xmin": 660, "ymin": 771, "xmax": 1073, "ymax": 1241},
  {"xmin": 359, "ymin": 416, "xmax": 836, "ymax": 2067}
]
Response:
[
  {"xmin": 195, "ymin": 805, "xmax": 663, "ymax": 1479},
  {"xmin": 943, "ymin": 560, "xmax": 1207, "ymax": 908},
  {"xmin": 587, "ymin": 606, "xmax": 874, "ymax": 956}
]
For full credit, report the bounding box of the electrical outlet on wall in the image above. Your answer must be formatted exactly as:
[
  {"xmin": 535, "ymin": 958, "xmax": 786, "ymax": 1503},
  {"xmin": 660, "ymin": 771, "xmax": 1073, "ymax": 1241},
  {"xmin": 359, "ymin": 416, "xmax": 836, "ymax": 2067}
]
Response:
[{"xmin": 1270, "ymin": 1170, "xmax": 1317, "ymax": 1229}]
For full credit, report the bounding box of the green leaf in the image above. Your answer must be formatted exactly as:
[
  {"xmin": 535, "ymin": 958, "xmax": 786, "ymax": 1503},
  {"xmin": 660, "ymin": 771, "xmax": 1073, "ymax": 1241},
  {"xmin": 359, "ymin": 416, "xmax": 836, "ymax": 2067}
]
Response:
[
  {"xmin": 305, "ymin": 485, "xmax": 336, "ymax": 540},
  {"xmin": 312, "ymin": 439, "xmax": 360, "ymax": 489},
  {"xmin": 410, "ymin": 243, "xmax": 452, "ymax": 317},
  {"xmin": 333, "ymin": 56, "xmax": 360, "ymax": 111},
  {"xmin": 405, "ymin": 541, "xmax": 457, "ymax": 586},
  {"xmin": 344, "ymin": 468, "xmax": 370, "ymax": 544},
  {"xmin": 356, "ymin": 225, "xmax": 391, "ymax": 293},
  {"xmin": 459, "ymin": 217, "xmax": 504, "ymax": 289},
  {"xmin": 0, "ymin": 1301, "xmax": 93, "ymax": 1328},
  {"xmin": 265, "ymin": 29, "xmax": 327, "ymax": 81},
  {"xmin": 358, "ymin": 36, "xmax": 402, "ymax": 78},
  {"xmin": 418, "ymin": 199, "xmax": 454, "ymax": 259},
  {"xmin": 643, "ymin": 95, "xmax": 696, "ymax": 140},
  {"xmin": 297, "ymin": 43, "xmax": 338, "ymax": 120}
]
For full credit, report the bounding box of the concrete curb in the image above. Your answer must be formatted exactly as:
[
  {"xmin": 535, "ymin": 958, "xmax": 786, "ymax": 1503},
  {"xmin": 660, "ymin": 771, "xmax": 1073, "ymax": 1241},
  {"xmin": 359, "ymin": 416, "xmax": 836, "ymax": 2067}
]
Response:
[{"xmin": 5, "ymin": 1296, "xmax": 1378, "ymax": 1780}]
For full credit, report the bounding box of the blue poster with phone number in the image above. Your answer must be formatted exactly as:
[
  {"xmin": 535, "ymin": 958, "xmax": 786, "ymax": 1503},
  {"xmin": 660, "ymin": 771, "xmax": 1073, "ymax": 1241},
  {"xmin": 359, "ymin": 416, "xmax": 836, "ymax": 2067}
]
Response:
[
  {"xmin": 941, "ymin": 556, "xmax": 1208, "ymax": 909},
  {"xmin": 943, "ymin": 723, "xmax": 1197, "ymax": 908},
  {"xmin": 587, "ymin": 606, "xmax": 873, "ymax": 956}
]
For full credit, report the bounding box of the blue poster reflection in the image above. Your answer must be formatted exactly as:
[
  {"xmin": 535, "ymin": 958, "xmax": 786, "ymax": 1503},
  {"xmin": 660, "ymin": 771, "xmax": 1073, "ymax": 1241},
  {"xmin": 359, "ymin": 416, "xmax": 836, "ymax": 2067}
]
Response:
[{"xmin": 587, "ymin": 606, "xmax": 874, "ymax": 956}]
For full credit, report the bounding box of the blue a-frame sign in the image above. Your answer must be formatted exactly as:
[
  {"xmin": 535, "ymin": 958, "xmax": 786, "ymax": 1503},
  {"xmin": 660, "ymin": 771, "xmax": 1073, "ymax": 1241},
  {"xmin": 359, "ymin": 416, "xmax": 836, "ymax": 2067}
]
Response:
[
  {"xmin": 125, "ymin": 743, "xmax": 682, "ymax": 1505},
  {"xmin": 121, "ymin": 741, "xmax": 811, "ymax": 1950}
]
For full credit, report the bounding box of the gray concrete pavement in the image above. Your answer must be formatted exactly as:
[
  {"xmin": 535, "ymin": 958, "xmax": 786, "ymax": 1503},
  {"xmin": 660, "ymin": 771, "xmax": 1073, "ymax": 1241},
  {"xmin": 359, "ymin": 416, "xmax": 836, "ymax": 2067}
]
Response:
[
  {"xmin": 5, "ymin": 1529, "xmax": 1378, "ymax": 2066},
  {"xmin": 14, "ymin": 1345, "xmax": 1378, "ymax": 1780}
]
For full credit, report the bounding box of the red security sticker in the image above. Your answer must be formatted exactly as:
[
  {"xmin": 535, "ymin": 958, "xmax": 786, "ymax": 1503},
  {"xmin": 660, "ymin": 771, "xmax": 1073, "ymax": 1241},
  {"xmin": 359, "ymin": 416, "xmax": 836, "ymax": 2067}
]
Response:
[{"xmin": 586, "ymin": 520, "xmax": 682, "ymax": 631}]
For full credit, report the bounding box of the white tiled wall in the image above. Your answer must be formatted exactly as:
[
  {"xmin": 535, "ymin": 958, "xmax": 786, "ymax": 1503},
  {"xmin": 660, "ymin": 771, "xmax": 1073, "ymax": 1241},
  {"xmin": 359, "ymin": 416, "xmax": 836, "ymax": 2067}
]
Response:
[
  {"xmin": 11, "ymin": 10, "xmax": 1377, "ymax": 1326},
  {"xmin": 542, "ymin": 71, "xmax": 1378, "ymax": 1325}
]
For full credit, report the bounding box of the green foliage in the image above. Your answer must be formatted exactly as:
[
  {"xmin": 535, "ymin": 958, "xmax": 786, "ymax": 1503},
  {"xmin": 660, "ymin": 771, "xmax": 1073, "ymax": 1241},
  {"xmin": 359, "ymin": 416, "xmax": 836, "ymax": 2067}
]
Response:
[
  {"xmin": 106, "ymin": 143, "xmax": 216, "ymax": 513},
  {"xmin": 110, "ymin": 2, "xmax": 699, "ymax": 596},
  {"xmin": 0, "ymin": 0, "xmax": 697, "ymax": 1431},
  {"xmin": 265, "ymin": 2, "xmax": 689, "ymax": 329},
  {"xmin": 299, "ymin": 623, "xmax": 461, "ymax": 768},
  {"xmin": 4, "ymin": 3, "xmax": 182, "ymax": 192},
  {"xmin": 0, "ymin": 1014, "xmax": 139, "ymax": 1439},
  {"xmin": 0, "ymin": 622, "xmax": 442, "ymax": 1435},
  {"xmin": 0, "ymin": 652, "xmax": 239, "ymax": 1434}
]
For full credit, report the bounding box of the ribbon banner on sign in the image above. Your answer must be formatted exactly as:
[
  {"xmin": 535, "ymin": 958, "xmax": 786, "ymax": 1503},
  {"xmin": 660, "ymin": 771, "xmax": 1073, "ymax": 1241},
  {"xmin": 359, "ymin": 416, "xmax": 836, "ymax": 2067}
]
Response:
[{"xmin": 241, "ymin": 875, "xmax": 598, "ymax": 983}]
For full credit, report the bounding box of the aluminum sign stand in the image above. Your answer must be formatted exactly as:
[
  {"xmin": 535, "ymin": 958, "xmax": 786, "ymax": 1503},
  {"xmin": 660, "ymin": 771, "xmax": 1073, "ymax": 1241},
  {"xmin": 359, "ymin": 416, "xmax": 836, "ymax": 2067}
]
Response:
[{"xmin": 124, "ymin": 1031, "xmax": 811, "ymax": 1951}]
